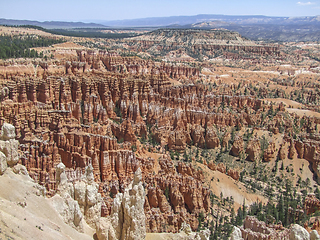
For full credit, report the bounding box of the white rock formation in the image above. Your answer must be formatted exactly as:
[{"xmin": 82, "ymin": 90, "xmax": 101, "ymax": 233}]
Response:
[
  {"xmin": 167, "ymin": 222, "xmax": 211, "ymax": 240},
  {"xmin": 0, "ymin": 139, "xmax": 19, "ymax": 167},
  {"xmin": 74, "ymin": 164, "xmax": 101, "ymax": 228},
  {"xmin": 56, "ymin": 162, "xmax": 74, "ymax": 198},
  {"xmin": 53, "ymin": 162, "xmax": 102, "ymax": 232},
  {"xmin": 0, "ymin": 151, "xmax": 7, "ymax": 175},
  {"xmin": 51, "ymin": 193, "xmax": 84, "ymax": 230},
  {"xmin": 230, "ymin": 226, "xmax": 243, "ymax": 240},
  {"xmin": 97, "ymin": 168, "xmax": 146, "ymax": 240},
  {"xmin": 198, "ymin": 229, "xmax": 211, "ymax": 240},
  {"xmin": 179, "ymin": 222, "xmax": 193, "ymax": 236},
  {"xmin": 0, "ymin": 123, "xmax": 19, "ymax": 168},
  {"xmin": 0, "ymin": 123, "xmax": 20, "ymax": 174},
  {"xmin": 52, "ymin": 162, "xmax": 84, "ymax": 232},
  {"xmin": 120, "ymin": 167, "xmax": 146, "ymax": 240},
  {"xmin": 12, "ymin": 164, "xmax": 29, "ymax": 175},
  {"xmin": 1, "ymin": 122, "xmax": 16, "ymax": 140},
  {"xmin": 96, "ymin": 217, "xmax": 117, "ymax": 240},
  {"xmin": 290, "ymin": 224, "xmax": 310, "ymax": 240},
  {"xmin": 310, "ymin": 230, "xmax": 320, "ymax": 240}
]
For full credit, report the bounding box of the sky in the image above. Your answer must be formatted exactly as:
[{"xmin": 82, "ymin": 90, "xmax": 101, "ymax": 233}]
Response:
[{"xmin": 1, "ymin": 0, "xmax": 319, "ymax": 22}]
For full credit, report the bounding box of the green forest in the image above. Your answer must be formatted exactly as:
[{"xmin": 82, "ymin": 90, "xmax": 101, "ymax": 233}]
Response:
[
  {"xmin": 0, "ymin": 35, "xmax": 64, "ymax": 59},
  {"xmin": 206, "ymin": 182, "xmax": 318, "ymax": 239},
  {"xmin": 14, "ymin": 25, "xmax": 141, "ymax": 39}
]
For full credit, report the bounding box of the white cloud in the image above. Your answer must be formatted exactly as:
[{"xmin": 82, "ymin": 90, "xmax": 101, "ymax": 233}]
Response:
[{"xmin": 297, "ymin": 1, "xmax": 316, "ymax": 5}]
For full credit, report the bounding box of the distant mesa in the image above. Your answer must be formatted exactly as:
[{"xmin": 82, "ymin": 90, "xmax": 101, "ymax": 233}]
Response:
[
  {"xmin": 2, "ymin": 13, "xmax": 320, "ymax": 41},
  {"xmin": 0, "ymin": 18, "xmax": 107, "ymax": 29}
]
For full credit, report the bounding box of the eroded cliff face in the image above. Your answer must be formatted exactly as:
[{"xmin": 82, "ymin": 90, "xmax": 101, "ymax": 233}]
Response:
[
  {"xmin": 0, "ymin": 59, "xmax": 213, "ymax": 231},
  {"xmin": 144, "ymin": 156, "xmax": 210, "ymax": 232},
  {"xmin": 125, "ymin": 29, "xmax": 280, "ymax": 58},
  {"xmin": 97, "ymin": 168, "xmax": 146, "ymax": 240},
  {"xmin": 1, "ymin": 43, "xmax": 320, "ymax": 235}
]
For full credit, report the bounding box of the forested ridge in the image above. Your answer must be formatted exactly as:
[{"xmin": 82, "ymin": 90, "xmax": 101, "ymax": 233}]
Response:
[
  {"xmin": 2, "ymin": 25, "xmax": 142, "ymax": 39},
  {"xmin": 0, "ymin": 35, "xmax": 64, "ymax": 59}
]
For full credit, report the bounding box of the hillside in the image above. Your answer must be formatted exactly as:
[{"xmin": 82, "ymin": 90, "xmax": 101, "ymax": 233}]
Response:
[
  {"xmin": 0, "ymin": 18, "xmax": 106, "ymax": 29},
  {"xmin": 2, "ymin": 14, "xmax": 320, "ymax": 41},
  {"xmin": 101, "ymin": 14, "xmax": 320, "ymax": 27},
  {"xmin": 0, "ymin": 169, "xmax": 94, "ymax": 240},
  {"xmin": 101, "ymin": 14, "xmax": 320, "ymax": 42},
  {"xmin": 122, "ymin": 29, "xmax": 279, "ymax": 62}
]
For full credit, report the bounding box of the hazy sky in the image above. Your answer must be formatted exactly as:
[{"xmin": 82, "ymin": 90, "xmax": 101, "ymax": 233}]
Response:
[{"xmin": 1, "ymin": 0, "xmax": 319, "ymax": 22}]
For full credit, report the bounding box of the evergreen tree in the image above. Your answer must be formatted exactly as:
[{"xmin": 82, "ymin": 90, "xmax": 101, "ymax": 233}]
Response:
[
  {"xmin": 0, "ymin": 35, "xmax": 64, "ymax": 59},
  {"xmin": 315, "ymin": 187, "xmax": 320, "ymax": 200},
  {"xmin": 277, "ymin": 194, "xmax": 285, "ymax": 224}
]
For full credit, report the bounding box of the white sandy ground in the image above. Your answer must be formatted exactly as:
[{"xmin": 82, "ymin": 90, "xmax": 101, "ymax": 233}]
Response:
[
  {"xmin": 0, "ymin": 169, "xmax": 94, "ymax": 240},
  {"xmin": 286, "ymin": 108, "xmax": 320, "ymax": 118},
  {"xmin": 264, "ymin": 98, "xmax": 304, "ymax": 108},
  {"xmin": 196, "ymin": 163, "xmax": 267, "ymax": 209},
  {"xmin": 264, "ymin": 98, "xmax": 320, "ymax": 118}
]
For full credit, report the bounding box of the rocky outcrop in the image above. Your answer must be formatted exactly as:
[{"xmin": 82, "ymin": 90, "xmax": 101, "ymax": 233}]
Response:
[
  {"xmin": 127, "ymin": 29, "xmax": 280, "ymax": 58},
  {"xmin": 217, "ymin": 162, "xmax": 226, "ymax": 174},
  {"xmin": 310, "ymin": 230, "xmax": 320, "ymax": 240},
  {"xmin": 96, "ymin": 168, "xmax": 146, "ymax": 240},
  {"xmin": 204, "ymin": 127, "xmax": 220, "ymax": 149},
  {"xmin": 228, "ymin": 169, "xmax": 240, "ymax": 181},
  {"xmin": 1, "ymin": 122, "xmax": 16, "ymax": 140},
  {"xmin": 208, "ymin": 161, "xmax": 217, "ymax": 171},
  {"xmin": 263, "ymin": 142, "xmax": 276, "ymax": 162},
  {"xmin": 0, "ymin": 123, "xmax": 20, "ymax": 175},
  {"xmin": 243, "ymin": 215, "xmax": 273, "ymax": 236},
  {"xmin": 0, "ymin": 122, "xmax": 28, "ymax": 177},
  {"xmin": 289, "ymin": 139, "xmax": 297, "ymax": 159},
  {"xmin": 74, "ymin": 164, "xmax": 102, "ymax": 228},
  {"xmin": 177, "ymin": 161, "xmax": 204, "ymax": 182},
  {"xmin": 0, "ymin": 151, "xmax": 6, "ymax": 175},
  {"xmin": 168, "ymin": 130, "xmax": 190, "ymax": 152},
  {"xmin": 240, "ymin": 216, "xmax": 290, "ymax": 239},
  {"xmin": 304, "ymin": 194, "xmax": 320, "ymax": 215},
  {"xmin": 0, "ymin": 122, "xmax": 19, "ymax": 168},
  {"xmin": 231, "ymin": 136, "xmax": 244, "ymax": 157},
  {"xmin": 236, "ymin": 216, "xmax": 320, "ymax": 240},
  {"xmin": 278, "ymin": 143, "xmax": 287, "ymax": 160},
  {"xmin": 246, "ymin": 138, "xmax": 261, "ymax": 161},
  {"xmin": 290, "ymin": 224, "xmax": 310, "ymax": 240},
  {"xmin": 101, "ymin": 53, "xmax": 199, "ymax": 80},
  {"xmin": 177, "ymin": 222, "xmax": 210, "ymax": 240},
  {"xmin": 222, "ymin": 132, "xmax": 231, "ymax": 151},
  {"xmin": 52, "ymin": 162, "xmax": 84, "ymax": 231},
  {"xmin": 230, "ymin": 226, "xmax": 243, "ymax": 240},
  {"xmin": 145, "ymin": 156, "xmax": 210, "ymax": 233},
  {"xmin": 96, "ymin": 217, "xmax": 117, "ymax": 240},
  {"xmin": 52, "ymin": 162, "xmax": 102, "ymax": 231}
]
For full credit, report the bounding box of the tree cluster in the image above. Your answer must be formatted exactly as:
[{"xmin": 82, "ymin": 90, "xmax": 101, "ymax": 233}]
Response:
[{"xmin": 0, "ymin": 35, "xmax": 64, "ymax": 59}]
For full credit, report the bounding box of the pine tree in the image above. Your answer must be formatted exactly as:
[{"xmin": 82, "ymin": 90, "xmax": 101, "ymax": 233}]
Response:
[
  {"xmin": 235, "ymin": 207, "xmax": 243, "ymax": 226},
  {"xmin": 242, "ymin": 199, "xmax": 247, "ymax": 220},
  {"xmin": 315, "ymin": 187, "xmax": 320, "ymax": 200},
  {"xmin": 277, "ymin": 194, "xmax": 285, "ymax": 224}
]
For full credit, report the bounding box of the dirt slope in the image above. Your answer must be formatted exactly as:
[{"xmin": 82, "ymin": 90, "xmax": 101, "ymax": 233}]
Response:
[{"xmin": 0, "ymin": 169, "xmax": 94, "ymax": 240}]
